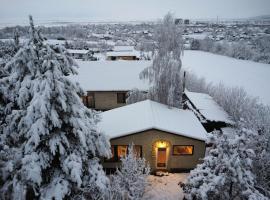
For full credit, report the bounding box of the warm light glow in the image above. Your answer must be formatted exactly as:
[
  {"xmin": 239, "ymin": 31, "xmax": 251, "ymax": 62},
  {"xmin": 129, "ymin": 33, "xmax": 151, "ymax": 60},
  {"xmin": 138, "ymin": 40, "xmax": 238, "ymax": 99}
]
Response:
[
  {"xmin": 157, "ymin": 141, "xmax": 167, "ymax": 148},
  {"xmin": 173, "ymin": 145, "xmax": 193, "ymax": 155}
]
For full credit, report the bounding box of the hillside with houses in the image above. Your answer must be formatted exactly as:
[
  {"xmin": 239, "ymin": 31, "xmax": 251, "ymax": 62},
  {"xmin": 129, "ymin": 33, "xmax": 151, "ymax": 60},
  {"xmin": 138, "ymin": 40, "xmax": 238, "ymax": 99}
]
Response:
[{"xmin": 1, "ymin": 1, "xmax": 270, "ymax": 200}]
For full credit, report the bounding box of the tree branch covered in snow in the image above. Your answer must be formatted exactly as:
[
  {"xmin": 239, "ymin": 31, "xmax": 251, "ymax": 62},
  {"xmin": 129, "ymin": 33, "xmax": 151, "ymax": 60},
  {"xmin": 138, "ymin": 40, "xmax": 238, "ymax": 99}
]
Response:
[
  {"xmin": 0, "ymin": 16, "xmax": 111, "ymax": 199},
  {"xmin": 106, "ymin": 144, "xmax": 150, "ymax": 200},
  {"xmin": 133, "ymin": 13, "xmax": 184, "ymax": 108}
]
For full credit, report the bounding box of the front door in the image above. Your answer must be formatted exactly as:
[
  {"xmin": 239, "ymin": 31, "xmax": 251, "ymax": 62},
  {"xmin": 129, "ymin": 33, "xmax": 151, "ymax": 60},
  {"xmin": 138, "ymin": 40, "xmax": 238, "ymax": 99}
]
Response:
[{"xmin": 157, "ymin": 148, "xmax": 167, "ymax": 168}]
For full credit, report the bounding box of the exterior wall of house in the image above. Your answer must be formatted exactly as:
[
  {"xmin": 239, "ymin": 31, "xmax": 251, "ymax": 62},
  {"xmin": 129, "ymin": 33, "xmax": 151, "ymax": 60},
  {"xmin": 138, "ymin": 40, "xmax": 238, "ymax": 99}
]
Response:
[
  {"xmin": 107, "ymin": 56, "xmax": 138, "ymax": 61},
  {"xmin": 102, "ymin": 129, "xmax": 206, "ymax": 172},
  {"xmin": 92, "ymin": 91, "xmax": 127, "ymax": 111}
]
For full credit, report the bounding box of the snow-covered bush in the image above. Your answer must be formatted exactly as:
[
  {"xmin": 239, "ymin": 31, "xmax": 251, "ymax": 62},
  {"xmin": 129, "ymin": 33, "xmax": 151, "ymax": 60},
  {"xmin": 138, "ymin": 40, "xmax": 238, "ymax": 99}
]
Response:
[
  {"xmin": 190, "ymin": 39, "xmax": 201, "ymax": 50},
  {"xmin": 0, "ymin": 16, "xmax": 111, "ymax": 199},
  {"xmin": 126, "ymin": 88, "xmax": 148, "ymax": 104},
  {"xmin": 139, "ymin": 13, "xmax": 184, "ymax": 108},
  {"xmin": 0, "ymin": 41, "xmax": 17, "ymax": 63},
  {"xmin": 180, "ymin": 126, "xmax": 268, "ymax": 200},
  {"xmin": 107, "ymin": 144, "xmax": 150, "ymax": 200}
]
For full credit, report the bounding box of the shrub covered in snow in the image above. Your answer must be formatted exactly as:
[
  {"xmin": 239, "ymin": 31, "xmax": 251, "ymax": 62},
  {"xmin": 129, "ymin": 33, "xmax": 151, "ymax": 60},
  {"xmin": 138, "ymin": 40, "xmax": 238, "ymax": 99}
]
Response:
[
  {"xmin": 0, "ymin": 16, "xmax": 111, "ymax": 199},
  {"xmin": 107, "ymin": 144, "xmax": 150, "ymax": 200}
]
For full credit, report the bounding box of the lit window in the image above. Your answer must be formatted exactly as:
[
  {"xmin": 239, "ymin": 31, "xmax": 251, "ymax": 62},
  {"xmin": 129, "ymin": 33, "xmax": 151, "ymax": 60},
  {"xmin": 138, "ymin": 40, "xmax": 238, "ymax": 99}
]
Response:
[
  {"xmin": 173, "ymin": 145, "xmax": 193, "ymax": 155},
  {"xmin": 105, "ymin": 145, "xmax": 142, "ymax": 162},
  {"xmin": 117, "ymin": 145, "xmax": 128, "ymax": 159},
  {"xmin": 117, "ymin": 93, "xmax": 126, "ymax": 104}
]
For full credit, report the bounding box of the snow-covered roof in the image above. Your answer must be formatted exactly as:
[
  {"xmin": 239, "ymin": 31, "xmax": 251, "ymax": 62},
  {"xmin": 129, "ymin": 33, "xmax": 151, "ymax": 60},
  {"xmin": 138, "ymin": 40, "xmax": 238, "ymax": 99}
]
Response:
[
  {"xmin": 99, "ymin": 100, "xmax": 208, "ymax": 141},
  {"xmin": 67, "ymin": 49, "xmax": 90, "ymax": 54},
  {"xmin": 106, "ymin": 51, "xmax": 140, "ymax": 57},
  {"xmin": 113, "ymin": 45, "xmax": 134, "ymax": 52},
  {"xmin": 185, "ymin": 90, "xmax": 234, "ymax": 124},
  {"xmin": 69, "ymin": 60, "xmax": 150, "ymax": 91}
]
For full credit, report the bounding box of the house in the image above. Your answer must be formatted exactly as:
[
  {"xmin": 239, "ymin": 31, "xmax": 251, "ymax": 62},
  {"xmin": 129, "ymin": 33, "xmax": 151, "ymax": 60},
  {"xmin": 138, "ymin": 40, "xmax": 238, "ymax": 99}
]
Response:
[
  {"xmin": 100, "ymin": 100, "xmax": 207, "ymax": 173},
  {"xmin": 70, "ymin": 60, "xmax": 150, "ymax": 111},
  {"xmin": 67, "ymin": 49, "xmax": 93, "ymax": 60},
  {"xmin": 106, "ymin": 51, "xmax": 140, "ymax": 61},
  {"xmin": 183, "ymin": 90, "xmax": 234, "ymax": 132},
  {"xmin": 106, "ymin": 46, "xmax": 140, "ymax": 60}
]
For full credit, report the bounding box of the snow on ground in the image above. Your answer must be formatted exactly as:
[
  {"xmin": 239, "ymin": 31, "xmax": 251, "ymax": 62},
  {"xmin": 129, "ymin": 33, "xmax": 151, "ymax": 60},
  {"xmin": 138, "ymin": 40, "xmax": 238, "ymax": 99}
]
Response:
[
  {"xmin": 142, "ymin": 173, "xmax": 189, "ymax": 200},
  {"xmin": 182, "ymin": 50, "xmax": 270, "ymax": 105}
]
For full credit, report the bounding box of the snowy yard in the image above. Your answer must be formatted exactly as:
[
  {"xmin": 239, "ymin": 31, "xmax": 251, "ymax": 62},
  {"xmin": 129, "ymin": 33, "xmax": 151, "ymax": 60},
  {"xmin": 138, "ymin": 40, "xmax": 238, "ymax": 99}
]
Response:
[
  {"xmin": 182, "ymin": 50, "xmax": 270, "ymax": 105},
  {"xmin": 142, "ymin": 173, "xmax": 189, "ymax": 200}
]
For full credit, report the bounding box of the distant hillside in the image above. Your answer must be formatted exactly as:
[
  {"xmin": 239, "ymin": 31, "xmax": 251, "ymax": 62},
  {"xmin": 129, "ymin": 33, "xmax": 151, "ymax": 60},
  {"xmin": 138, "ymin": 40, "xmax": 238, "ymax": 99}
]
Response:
[{"xmin": 249, "ymin": 15, "xmax": 270, "ymax": 20}]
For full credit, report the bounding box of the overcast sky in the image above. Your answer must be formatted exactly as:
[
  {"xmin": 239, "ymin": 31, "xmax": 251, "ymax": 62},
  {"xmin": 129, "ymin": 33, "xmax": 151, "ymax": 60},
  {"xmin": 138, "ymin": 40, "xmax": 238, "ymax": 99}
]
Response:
[{"xmin": 0, "ymin": 0, "xmax": 270, "ymax": 24}]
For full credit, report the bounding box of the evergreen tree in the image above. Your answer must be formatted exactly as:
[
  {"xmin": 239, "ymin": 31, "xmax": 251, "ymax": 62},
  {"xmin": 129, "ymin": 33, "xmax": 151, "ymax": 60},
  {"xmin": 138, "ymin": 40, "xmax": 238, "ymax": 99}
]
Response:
[
  {"xmin": 108, "ymin": 144, "xmax": 150, "ymax": 200},
  {"xmin": 0, "ymin": 16, "xmax": 111, "ymax": 199},
  {"xmin": 180, "ymin": 125, "xmax": 267, "ymax": 200}
]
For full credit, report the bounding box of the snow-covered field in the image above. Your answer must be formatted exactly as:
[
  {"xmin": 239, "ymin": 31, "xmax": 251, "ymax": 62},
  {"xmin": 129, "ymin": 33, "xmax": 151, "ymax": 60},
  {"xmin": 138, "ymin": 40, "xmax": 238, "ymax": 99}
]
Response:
[
  {"xmin": 142, "ymin": 173, "xmax": 189, "ymax": 200},
  {"xmin": 182, "ymin": 50, "xmax": 270, "ymax": 105}
]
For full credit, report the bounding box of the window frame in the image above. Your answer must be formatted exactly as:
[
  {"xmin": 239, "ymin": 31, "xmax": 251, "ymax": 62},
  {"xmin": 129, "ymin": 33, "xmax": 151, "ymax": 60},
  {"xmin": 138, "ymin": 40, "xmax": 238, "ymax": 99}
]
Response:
[
  {"xmin": 104, "ymin": 145, "xmax": 143, "ymax": 162},
  {"xmin": 117, "ymin": 92, "xmax": 126, "ymax": 104},
  {"xmin": 172, "ymin": 145, "xmax": 194, "ymax": 156},
  {"xmin": 81, "ymin": 92, "xmax": 95, "ymax": 108}
]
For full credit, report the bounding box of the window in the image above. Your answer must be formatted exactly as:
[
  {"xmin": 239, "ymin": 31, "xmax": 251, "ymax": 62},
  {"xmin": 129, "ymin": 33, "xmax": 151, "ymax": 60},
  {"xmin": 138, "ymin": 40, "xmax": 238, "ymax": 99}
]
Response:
[
  {"xmin": 117, "ymin": 145, "xmax": 128, "ymax": 159},
  {"xmin": 173, "ymin": 145, "xmax": 194, "ymax": 155},
  {"xmin": 133, "ymin": 145, "xmax": 142, "ymax": 158},
  {"xmin": 81, "ymin": 93, "xmax": 95, "ymax": 108},
  {"xmin": 117, "ymin": 92, "xmax": 126, "ymax": 104},
  {"xmin": 105, "ymin": 145, "xmax": 142, "ymax": 162}
]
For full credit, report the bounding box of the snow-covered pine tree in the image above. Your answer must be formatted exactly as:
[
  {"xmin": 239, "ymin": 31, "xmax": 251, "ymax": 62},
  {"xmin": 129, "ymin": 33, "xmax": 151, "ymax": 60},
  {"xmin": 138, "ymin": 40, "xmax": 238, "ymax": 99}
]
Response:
[
  {"xmin": 180, "ymin": 125, "xmax": 267, "ymax": 200},
  {"xmin": 108, "ymin": 144, "xmax": 150, "ymax": 200},
  {"xmin": 0, "ymin": 16, "xmax": 111, "ymax": 200},
  {"xmin": 139, "ymin": 13, "xmax": 184, "ymax": 108}
]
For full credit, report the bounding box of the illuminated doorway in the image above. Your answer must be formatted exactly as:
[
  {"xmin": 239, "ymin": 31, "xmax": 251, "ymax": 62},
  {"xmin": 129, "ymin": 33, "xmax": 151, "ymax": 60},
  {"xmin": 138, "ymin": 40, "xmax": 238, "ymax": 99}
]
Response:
[{"xmin": 157, "ymin": 148, "xmax": 167, "ymax": 168}]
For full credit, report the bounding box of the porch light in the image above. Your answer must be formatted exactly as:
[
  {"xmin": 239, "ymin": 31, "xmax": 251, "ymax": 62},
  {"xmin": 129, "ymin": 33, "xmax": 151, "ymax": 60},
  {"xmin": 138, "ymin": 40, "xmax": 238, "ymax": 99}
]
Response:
[{"xmin": 157, "ymin": 141, "xmax": 166, "ymax": 148}]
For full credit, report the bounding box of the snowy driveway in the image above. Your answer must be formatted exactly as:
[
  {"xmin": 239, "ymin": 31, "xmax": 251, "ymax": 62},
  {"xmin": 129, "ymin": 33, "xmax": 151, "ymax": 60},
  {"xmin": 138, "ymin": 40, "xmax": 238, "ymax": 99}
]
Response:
[{"xmin": 142, "ymin": 173, "xmax": 189, "ymax": 200}]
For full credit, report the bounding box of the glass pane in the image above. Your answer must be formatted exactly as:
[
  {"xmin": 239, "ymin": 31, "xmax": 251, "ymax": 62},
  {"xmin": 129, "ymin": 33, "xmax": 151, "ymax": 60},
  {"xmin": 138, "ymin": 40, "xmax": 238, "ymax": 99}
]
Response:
[
  {"xmin": 157, "ymin": 148, "xmax": 166, "ymax": 167},
  {"xmin": 117, "ymin": 93, "xmax": 126, "ymax": 103},
  {"xmin": 87, "ymin": 94, "xmax": 94, "ymax": 108},
  {"xmin": 134, "ymin": 145, "xmax": 142, "ymax": 158},
  {"xmin": 173, "ymin": 146, "xmax": 193, "ymax": 155},
  {"xmin": 117, "ymin": 146, "xmax": 127, "ymax": 158}
]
